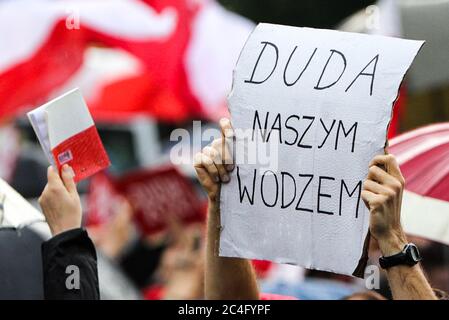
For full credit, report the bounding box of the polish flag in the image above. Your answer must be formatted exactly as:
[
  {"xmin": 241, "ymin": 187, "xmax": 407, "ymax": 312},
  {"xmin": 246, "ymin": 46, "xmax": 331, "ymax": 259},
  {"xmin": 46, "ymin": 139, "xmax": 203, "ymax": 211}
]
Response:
[{"xmin": 0, "ymin": 0, "xmax": 254, "ymax": 122}]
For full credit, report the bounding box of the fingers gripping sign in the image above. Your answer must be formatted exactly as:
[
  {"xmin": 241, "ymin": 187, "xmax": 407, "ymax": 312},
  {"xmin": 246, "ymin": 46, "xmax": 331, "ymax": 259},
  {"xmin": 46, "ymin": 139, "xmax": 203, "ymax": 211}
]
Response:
[
  {"xmin": 194, "ymin": 118, "xmax": 235, "ymax": 203},
  {"xmin": 361, "ymin": 154, "xmax": 407, "ymax": 251},
  {"xmin": 220, "ymin": 117, "xmax": 235, "ymax": 169}
]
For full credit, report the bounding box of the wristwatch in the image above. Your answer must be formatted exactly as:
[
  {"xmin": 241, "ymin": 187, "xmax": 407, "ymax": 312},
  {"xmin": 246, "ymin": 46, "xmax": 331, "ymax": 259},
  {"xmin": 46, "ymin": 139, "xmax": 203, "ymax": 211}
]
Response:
[{"xmin": 379, "ymin": 243, "xmax": 422, "ymax": 269}]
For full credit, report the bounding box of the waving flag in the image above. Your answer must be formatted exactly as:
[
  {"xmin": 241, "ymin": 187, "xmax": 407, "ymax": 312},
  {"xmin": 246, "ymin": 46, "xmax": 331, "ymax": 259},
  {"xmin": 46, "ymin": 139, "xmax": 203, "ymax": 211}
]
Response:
[{"xmin": 0, "ymin": 0, "xmax": 254, "ymax": 122}]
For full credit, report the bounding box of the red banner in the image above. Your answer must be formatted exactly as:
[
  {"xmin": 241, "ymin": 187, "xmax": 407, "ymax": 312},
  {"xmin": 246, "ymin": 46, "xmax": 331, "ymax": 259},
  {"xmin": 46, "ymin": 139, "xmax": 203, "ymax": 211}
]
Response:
[{"xmin": 87, "ymin": 166, "xmax": 205, "ymax": 235}]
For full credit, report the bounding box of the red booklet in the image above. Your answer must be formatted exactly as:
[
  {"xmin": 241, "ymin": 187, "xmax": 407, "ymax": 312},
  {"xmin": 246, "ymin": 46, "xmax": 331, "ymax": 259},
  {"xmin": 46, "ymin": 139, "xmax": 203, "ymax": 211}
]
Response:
[{"xmin": 27, "ymin": 88, "xmax": 110, "ymax": 182}]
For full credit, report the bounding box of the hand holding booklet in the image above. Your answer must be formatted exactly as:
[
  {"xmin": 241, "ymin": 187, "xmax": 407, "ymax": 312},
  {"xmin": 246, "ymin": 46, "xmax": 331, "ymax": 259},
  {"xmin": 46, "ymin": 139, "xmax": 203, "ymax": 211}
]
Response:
[{"xmin": 27, "ymin": 88, "xmax": 110, "ymax": 182}]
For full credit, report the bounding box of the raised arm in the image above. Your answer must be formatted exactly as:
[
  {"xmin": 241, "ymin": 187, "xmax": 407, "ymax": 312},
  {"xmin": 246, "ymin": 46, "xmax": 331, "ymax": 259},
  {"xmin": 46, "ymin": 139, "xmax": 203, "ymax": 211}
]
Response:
[
  {"xmin": 194, "ymin": 118, "xmax": 259, "ymax": 300},
  {"xmin": 39, "ymin": 165, "xmax": 100, "ymax": 300},
  {"xmin": 362, "ymin": 154, "xmax": 437, "ymax": 300}
]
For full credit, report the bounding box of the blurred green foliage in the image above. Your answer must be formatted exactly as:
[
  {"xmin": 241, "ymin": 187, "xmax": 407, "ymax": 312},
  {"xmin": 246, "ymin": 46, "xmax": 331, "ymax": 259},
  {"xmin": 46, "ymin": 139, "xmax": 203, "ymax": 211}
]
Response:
[{"xmin": 218, "ymin": 0, "xmax": 375, "ymax": 28}]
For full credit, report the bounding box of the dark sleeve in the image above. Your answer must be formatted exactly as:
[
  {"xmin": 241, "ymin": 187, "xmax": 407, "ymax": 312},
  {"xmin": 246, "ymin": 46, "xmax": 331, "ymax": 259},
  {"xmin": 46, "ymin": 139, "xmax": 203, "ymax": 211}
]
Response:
[{"xmin": 41, "ymin": 228, "xmax": 100, "ymax": 300}]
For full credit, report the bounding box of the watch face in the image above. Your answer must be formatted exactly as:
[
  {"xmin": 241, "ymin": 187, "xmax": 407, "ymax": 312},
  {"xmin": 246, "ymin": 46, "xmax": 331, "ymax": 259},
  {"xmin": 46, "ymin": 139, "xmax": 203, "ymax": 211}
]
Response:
[{"xmin": 408, "ymin": 244, "xmax": 421, "ymax": 262}]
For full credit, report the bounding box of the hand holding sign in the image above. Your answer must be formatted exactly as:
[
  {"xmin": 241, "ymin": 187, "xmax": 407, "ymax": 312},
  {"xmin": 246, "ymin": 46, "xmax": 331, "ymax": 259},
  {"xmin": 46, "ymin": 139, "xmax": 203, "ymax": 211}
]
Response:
[
  {"xmin": 361, "ymin": 154, "xmax": 436, "ymax": 300},
  {"xmin": 197, "ymin": 119, "xmax": 436, "ymax": 299},
  {"xmin": 362, "ymin": 154, "xmax": 407, "ymax": 256},
  {"xmin": 194, "ymin": 118, "xmax": 235, "ymax": 203}
]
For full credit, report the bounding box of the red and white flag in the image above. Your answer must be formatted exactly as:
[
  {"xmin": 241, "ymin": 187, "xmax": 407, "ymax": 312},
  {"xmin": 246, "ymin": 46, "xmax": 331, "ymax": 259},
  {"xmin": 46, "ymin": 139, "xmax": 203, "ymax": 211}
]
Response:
[{"xmin": 0, "ymin": 0, "xmax": 254, "ymax": 122}]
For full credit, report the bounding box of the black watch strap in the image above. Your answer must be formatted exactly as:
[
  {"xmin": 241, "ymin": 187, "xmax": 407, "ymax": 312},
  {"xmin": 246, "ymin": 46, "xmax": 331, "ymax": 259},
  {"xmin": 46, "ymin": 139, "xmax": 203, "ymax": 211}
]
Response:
[
  {"xmin": 379, "ymin": 243, "xmax": 421, "ymax": 269},
  {"xmin": 379, "ymin": 250, "xmax": 406, "ymax": 269}
]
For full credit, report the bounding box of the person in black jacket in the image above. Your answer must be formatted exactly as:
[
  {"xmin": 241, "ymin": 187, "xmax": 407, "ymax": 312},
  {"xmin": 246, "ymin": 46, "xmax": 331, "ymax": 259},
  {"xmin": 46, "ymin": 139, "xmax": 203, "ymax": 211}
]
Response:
[{"xmin": 38, "ymin": 164, "xmax": 100, "ymax": 300}]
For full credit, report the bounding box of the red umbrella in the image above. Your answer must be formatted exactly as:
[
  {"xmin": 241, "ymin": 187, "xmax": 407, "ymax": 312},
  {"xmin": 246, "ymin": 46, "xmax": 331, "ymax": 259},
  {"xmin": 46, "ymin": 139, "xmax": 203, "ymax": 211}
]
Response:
[{"xmin": 389, "ymin": 123, "xmax": 449, "ymax": 244}]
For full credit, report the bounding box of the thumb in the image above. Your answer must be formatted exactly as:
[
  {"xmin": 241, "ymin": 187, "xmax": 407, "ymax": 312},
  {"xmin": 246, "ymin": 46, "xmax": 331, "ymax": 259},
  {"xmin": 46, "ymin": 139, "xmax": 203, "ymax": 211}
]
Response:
[{"xmin": 61, "ymin": 164, "xmax": 77, "ymax": 194}]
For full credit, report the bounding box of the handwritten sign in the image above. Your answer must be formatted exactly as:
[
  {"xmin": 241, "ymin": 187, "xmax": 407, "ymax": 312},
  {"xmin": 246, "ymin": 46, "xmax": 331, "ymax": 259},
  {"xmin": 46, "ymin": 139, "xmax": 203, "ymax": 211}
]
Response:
[{"xmin": 219, "ymin": 24, "xmax": 424, "ymax": 277}]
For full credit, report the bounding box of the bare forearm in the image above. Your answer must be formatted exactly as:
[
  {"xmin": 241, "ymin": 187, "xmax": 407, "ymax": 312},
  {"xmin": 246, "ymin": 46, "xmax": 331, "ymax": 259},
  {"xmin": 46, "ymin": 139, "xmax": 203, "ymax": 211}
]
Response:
[
  {"xmin": 386, "ymin": 265, "xmax": 436, "ymax": 300},
  {"xmin": 379, "ymin": 236, "xmax": 436, "ymax": 300},
  {"xmin": 205, "ymin": 200, "xmax": 259, "ymax": 300}
]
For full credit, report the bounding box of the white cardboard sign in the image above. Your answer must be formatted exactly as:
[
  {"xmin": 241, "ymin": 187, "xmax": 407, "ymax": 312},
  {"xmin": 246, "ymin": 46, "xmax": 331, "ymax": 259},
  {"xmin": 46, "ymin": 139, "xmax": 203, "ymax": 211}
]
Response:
[{"xmin": 219, "ymin": 23, "xmax": 424, "ymax": 277}]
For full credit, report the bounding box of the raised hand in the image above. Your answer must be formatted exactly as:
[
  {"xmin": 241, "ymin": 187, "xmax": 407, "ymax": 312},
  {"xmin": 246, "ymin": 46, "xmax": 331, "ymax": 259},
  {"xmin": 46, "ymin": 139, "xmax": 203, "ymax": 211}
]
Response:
[
  {"xmin": 39, "ymin": 165, "xmax": 82, "ymax": 236},
  {"xmin": 194, "ymin": 118, "xmax": 234, "ymax": 203}
]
